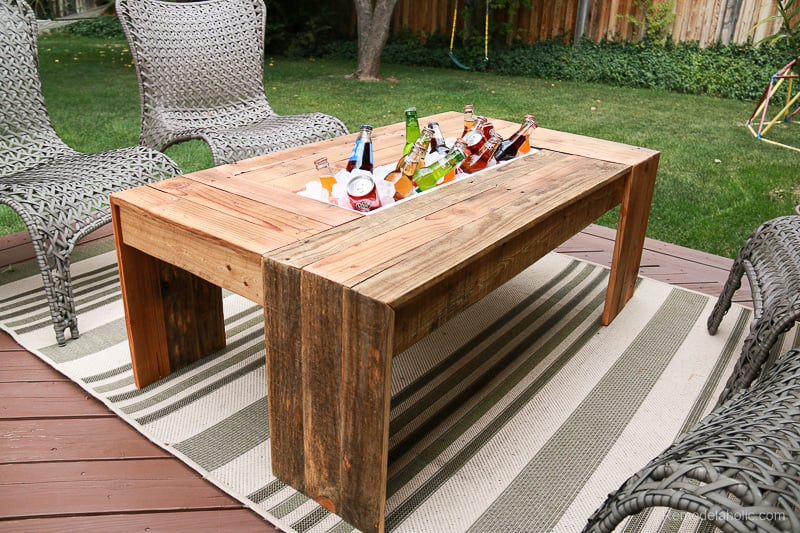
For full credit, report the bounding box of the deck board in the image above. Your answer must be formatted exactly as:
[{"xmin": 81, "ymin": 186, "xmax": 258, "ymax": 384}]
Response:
[{"xmin": 0, "ymin": 223, "xmax": 747, "ymax": 531}]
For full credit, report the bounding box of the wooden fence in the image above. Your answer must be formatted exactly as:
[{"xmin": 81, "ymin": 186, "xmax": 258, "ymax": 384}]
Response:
[
  {"xmin": 34, "ymin": 0, "xmax": 96, "ymax": 19},
  {"xmin": 391, "ymin": 0, "xmax": 795, "ymax": 48}
]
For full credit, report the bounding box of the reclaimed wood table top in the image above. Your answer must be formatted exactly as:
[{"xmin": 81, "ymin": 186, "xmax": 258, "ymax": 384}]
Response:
[{"xmin": 111, "ymin": 111, "xmax": 655, "ymax": 310}]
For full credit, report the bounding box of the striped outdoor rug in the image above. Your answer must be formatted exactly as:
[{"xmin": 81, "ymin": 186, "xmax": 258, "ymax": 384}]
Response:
[{"xmin": 2, "ymin": 244, "xmax": 797, "ymax": 533}]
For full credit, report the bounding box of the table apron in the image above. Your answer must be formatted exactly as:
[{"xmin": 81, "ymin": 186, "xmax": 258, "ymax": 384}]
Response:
[{"xmin": 391, "ymin": 176, "xmax": 626, "ymax": 353}]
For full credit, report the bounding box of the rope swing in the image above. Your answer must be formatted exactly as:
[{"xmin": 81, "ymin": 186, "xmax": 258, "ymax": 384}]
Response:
[{"xmin": 449, "ymin": 0, "xmax": 490, "ymax": 71}]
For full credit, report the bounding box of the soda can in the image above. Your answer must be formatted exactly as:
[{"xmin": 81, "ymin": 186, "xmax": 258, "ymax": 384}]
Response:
[{"xmin": 346, "ymin": 173, "xmax": 381, "ymax": 212}]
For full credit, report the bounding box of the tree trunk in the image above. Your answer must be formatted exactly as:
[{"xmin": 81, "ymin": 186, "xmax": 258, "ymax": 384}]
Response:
[{"xmin": 353, "ymin": 0, "xmax": 400, "ymax": 80}]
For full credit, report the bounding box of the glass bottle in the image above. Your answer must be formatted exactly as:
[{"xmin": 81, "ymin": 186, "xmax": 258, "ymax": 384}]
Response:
[
  {"xmin": 461, "ymin": 104, "xmax": 476, "ymax": 137},
  {"xmin": 428, "ymin": 121, "xmax": 449, "ymax": 156},
  {"xmin": 402, "ymin": 107, "xmax": 421, "ymax": 157},
  {"xmin": 494, "ymin": 114, "xmax": 538, "ymax": 162},
  {"xmin": 417, "ymin": 126, "xmax": 434, "ymax": 166},
  {"xmin": 461, "ymin": 131, "xmax": 503, "ymax": 174},
  {"xmin": 385, "ymin": 141, "xmax": 425, "ymax": 200},
  {"xmin": 346, "ymin": 124, "xmax": 374, "ymax": 173},
  {"xmin": 443, "ymin": 138, "xmax": 468, "ymax": 183},
  {"xmin": 479, "ymin": 119, "xmax": 496, "ymax": 140},
  {"xmin": 413, "ymin": 146, "xmax": 466, "ymax": 192},
  {"xmin": 462, "ymin": 115, "xmax": 488, "ymax": 154},
  {"xmin": 396, "ymin": 126, "xmax": 433, "ymax": 169},
  {"xmin": 314, "ymin": 157, "xmax": 336, "ymax": 196}
]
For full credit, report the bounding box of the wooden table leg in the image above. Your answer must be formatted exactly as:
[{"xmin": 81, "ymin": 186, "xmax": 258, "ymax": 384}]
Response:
[
  {"xmin": 113, "ymin": 208, "xmax": 225, "ymax": 388},
  {"xmin": 602, "ymin": 152, "xmax": 660, "ymax": 325},
  {"xmin": 265, "ymin": 260, "xmax": 392, "ymax": 533},
  {"xmin": 336, "ymin": 287, "xmax": 393, "ymax": 533}
]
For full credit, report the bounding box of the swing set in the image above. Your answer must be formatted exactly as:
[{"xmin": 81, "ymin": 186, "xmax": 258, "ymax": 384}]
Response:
[
  {"xmin": 747, "ymin": 57, "xmax": 800, "ymax": 152},
  {"xmin": 449, "ymin": 0, "xmax": 490, "ymax": 70}
]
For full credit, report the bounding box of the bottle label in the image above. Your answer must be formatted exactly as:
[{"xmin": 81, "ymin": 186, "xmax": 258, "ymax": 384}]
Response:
[{"xmin": 348, "ymin": 139, "xmax": 362, "ymax": 162}]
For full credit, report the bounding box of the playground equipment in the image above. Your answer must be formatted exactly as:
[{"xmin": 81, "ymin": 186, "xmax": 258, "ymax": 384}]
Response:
[
  {"xmin": 747, "ymin": 57, "xmax": 799, "ymax": 152},
  {"xmin": 449, "ymin": 0, "xmax": 490, "ymax": 70}
]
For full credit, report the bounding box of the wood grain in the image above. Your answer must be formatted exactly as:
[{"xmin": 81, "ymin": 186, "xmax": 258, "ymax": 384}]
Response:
[{"xmin": 114, "ymin": 112, "xmax": 659, "ymax": 533}]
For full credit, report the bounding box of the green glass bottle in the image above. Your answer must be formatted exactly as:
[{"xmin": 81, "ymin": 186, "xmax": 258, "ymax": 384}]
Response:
[
  {"xmin": 413, "ymin": 146, "xmax": 466, "ymax": 192},
  {"xmin": 402, "ymin": 107, "xmax": 421, "ymax": 156}
]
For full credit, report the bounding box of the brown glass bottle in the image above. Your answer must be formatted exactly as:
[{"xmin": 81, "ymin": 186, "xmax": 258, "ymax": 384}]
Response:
[
  {"xmin": 461, "ymin": 131, "xmax": 503, "ymax": 174},
  {"xmin": 428, "ymin": 121, "xmax": 449, "ymax": 156},
  {"xmin": 494, "ymin": 114, "xmax": 538, "ymax": 162},
  {"xmin": 346, "ymin": 124, "xmax": 374, "ymax": 172}
]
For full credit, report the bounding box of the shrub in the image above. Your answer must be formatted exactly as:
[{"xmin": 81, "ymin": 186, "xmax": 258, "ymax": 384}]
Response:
[
  {"xmin": 316, "ymin": 34, "xmax": 796, "ymax": 101},
  {"xmin": 61, "ymin": 16, "xmax": 124, "ymax": 38}
]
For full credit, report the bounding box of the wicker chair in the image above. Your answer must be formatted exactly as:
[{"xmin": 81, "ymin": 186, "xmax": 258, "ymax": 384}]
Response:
[
  {"xmin": 583, "ymin": 348, "xmax": 800, "ymax": 533},
  {"xmin": 1, "ymin": 0, "xmax": 181, "ymax": 346},
  {"xmin": 116, "ymin": 0, "xmax": 350, "ymax": 166},
  {"xmin": 707, "ymin": 215, "xmax": 800, "ymax": 404}
]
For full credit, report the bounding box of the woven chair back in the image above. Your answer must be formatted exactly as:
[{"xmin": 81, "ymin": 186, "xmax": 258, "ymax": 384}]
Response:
[
  {"xmin": 117, "ymin": 0, "xmax": 273, "ymax": 135},
  {"xmin": 1, "ymin": 0, "xmax": 74, "ymax": 177}
]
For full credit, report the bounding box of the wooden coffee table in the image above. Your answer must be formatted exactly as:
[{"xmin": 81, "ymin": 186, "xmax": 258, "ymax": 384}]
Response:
[{"xmin": 110, "ymin": 111, "xmax": 658, "ymax": 533}]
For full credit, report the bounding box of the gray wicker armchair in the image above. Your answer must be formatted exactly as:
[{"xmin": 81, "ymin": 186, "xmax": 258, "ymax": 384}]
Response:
[
  {"xmin": 1, "ymin": 0, "xmax": 181, "ymax": 346},
  {"xmin": 583, "ymin": 348, "xmax": 800, "ymax": 533},
  {"xmin": 116, "ymin": 0, "xmax": 350, "ymax": 166},
  {"xmin": 707, "ymin": 215, "xmax": 800, "ymax": 404}
]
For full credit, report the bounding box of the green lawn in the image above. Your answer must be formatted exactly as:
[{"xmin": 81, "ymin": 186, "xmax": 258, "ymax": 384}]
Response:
[{"xmin": 4, "ymin": 33, "xmax": 799, "ymax": 258}]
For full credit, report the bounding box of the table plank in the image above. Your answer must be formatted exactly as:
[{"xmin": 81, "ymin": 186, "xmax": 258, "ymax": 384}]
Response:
[
  {"xmin": 264, "ymin": 262, "xmax": 394, "ymax": 533},
  {"xmin": 534, "ymin": 127, "xmax": 659, "ymax": 166},
  {"xmin": 112, "ymin": 185, "xmax": 325, "ymax": 302},
  {"xmin": 167, "ymin": 173, "xmax": 363, "ymax": 227},
  {"xmin": 151, "ymin": 176, "xmax": 357, "ymax": 231}
]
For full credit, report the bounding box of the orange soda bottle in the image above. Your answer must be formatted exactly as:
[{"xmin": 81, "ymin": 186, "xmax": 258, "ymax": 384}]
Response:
[
  {"xmin": 462, "ymin": 104, "xmax": 476, "ymax": 137},
  {"xmin": 314, "ymin": 157, "xmax": 337, "ymax": 197},
  {"xmin": 443, "ymin": 138, "xmax": 467, "ymax": 183}
]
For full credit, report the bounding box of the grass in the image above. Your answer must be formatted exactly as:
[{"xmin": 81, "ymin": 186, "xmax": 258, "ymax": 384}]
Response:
[{"xmin": 3, "ymin": 33, "xmax": 799, "ymax": 258}]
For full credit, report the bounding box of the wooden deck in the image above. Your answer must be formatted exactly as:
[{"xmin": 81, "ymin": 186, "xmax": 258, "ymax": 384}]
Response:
[{"xmin": 0, "ymin": 223, "xmax": 750, "ymax": 532}]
